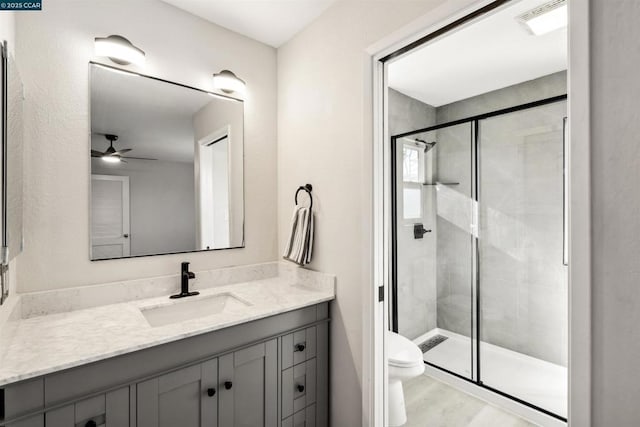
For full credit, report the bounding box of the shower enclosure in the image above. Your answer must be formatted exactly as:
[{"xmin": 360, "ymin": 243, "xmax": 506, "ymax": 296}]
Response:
[{"xmin": 391, "ymin": 95, "xmax": 568, "ymax": 420}]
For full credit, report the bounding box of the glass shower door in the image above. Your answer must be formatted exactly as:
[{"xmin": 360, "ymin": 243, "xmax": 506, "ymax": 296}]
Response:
[
  {"xmin": 393, "ymin": 122, "xmax": 475, "ymax": 381},
  {"xmin": 477, "ymin": 100, "xmax": 568, "ymax": 418}
]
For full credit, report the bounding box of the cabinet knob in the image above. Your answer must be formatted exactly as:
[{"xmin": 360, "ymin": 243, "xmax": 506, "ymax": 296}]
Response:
[
  {"xmin": 294, "ymin": 343, "xmax": 306, "ymax": 352},
  {"xmin": 296, "ymin": 384, "xmax": 305, "ymax": 393},
  {"xmin": 207, "ymin": 388, "xmax": 216, "ymax": 397},
  {"xmin": 85, "ymin": 421, "xmax": 97, "ymax": 427},
  {"xmin": 224, "ymin": 381, "xmax": 233, "ymax": 390}
]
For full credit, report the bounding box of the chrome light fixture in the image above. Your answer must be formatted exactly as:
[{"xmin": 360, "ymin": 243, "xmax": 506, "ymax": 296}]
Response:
[
  {"xmin": 213, "ymin": 70, "xmax": 246, "ymax": 94},
  {"xmin": 517, "ymin": 0, "xmax": 567, "ymax": 36},
  {"xmin": 94, "ymin": 35, "xmax": 146, "ymax": 66}
]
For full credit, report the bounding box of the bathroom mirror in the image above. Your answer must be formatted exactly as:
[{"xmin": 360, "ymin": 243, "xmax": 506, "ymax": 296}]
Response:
[
  {"xmin": 1, "ymin": 42, "xmax": 25, "ymax": 266},
  {"xmin": 89, "ymin": 63, "xmax": 244, "ymax": 260}
]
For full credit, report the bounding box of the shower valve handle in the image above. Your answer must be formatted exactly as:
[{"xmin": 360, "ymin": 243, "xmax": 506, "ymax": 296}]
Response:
[{"xmin": 414, "ymin": 223, "xmax": 432, "ymax": 239}]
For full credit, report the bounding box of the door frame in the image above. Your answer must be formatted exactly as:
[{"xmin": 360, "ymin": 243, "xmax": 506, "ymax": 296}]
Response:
[
  {"xmin": 195, "ymin": 125, "xmax": 232, "ymax": 250},
  {"xmin": 366, "ymin": 0, "xmax": 591, "ymax": 425}
]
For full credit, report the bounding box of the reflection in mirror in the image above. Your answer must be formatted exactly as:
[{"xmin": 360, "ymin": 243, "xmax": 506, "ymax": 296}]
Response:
[{"xmin": 89, "ymin": 63, "xmax": 244, "ymax": 260}]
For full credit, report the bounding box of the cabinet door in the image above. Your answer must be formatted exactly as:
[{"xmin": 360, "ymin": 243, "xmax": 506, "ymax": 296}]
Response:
[
  {"xmin": 136, "ymin": 359, "xmax": 218, "ymax": 427},
  {"xmin": 3, "ymin": 414, "xmax": 44, "ymax": 427},
  {"xmin": 45, "ymin": 387, "xmax": 130, "ymax": 427},
  {"xmin": 218, "ymin": 339, "xmax": 277, "ymax": 427}
]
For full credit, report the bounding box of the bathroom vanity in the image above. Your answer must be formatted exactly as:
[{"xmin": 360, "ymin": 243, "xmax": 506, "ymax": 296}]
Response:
[{"xmin": 0, "ymin": 263, "xmax": 334, "ymax": 427}]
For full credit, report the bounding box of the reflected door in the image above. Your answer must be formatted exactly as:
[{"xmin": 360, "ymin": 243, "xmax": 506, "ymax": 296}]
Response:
[{"xmin": 91, "ymin": 174, "xmax": 130, "ymax": 259}]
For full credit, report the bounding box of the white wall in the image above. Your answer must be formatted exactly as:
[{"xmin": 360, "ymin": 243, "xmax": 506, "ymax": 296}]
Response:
[
  {"xmin": 277, "ymin": 1, "xmax": 447, "ymax": 424},
  {"xmin": 14, "ymin": 0, "xmax": 277, "ymax": 292},
  {"xmin": 590, "ymin": 0, "xmax": 640, "ymax": 424}
]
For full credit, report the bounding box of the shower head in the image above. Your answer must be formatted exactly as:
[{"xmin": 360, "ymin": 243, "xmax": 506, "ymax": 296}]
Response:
[{"xmin": 415, "ymin": 138, "xmax": 437, "ymax": 153}]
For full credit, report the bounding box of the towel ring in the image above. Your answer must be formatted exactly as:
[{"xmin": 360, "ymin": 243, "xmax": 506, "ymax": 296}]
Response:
[{"xmin": 295, "ymin": 184, "xmax": 313, "ymax": 209}]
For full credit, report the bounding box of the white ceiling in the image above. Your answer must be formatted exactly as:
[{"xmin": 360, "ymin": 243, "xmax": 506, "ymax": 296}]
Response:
[
  {"xmin": 161, "ymin": 0, "xmax": 336, "ymax": 47},
  {"xmin": 388, "ymin": 0, "xmax": 567, "ymax": 107},
  {"xmin": 90, "ymin": 64, "xmax": 233, "ymax": 162}
]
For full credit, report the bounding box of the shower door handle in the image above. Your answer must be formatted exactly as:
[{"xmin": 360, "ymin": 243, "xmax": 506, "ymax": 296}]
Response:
[{"xmin": 414, "ymin": 223, "xmax": 431, "ymax": 239}]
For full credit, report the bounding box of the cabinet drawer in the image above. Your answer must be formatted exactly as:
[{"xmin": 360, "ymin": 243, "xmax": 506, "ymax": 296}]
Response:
[
  {"xmin": 44, "ymin": 387, "xmax": 129, "ymax": 427},
  {"xmin": 281, "ymin": 404, "xmax": 316, "ymax": 427},
  {"xmin": 281, "ymin": 326, "xmax": 316, "ymax": 370},
  {"xmin": 2, "ymin": 414, "xmax": 44, "ymax": 427},
  {"xmin": 1, "ymin": 378, "xmax": 44, "ymax": 421},
  {"xmin": 281, "ymin": 359, "xmax": 316, "ymax": 419}
]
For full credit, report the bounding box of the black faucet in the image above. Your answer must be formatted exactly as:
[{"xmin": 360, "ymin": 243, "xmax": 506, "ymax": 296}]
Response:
[{"xmin": 170, "ymin": 262, "xmax": 199, "ymax": 299}]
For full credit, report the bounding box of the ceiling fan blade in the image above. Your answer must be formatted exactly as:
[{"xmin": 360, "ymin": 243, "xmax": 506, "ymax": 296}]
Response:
[
  {"xmin": 113, "ymin": 148, "xmax": 132, "ymax": 155},
  {"xmin": 91, "ymin": 150, "xmax": 105, "ymax": 157},
  {"xmin": 122, "ymin": 156, "xmax": 158, "ymax": 161}
]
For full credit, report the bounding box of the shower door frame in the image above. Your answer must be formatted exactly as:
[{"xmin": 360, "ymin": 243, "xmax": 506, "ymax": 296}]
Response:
[{"xmin": 390, "ymin": 94, "xmax": 569, "ymax": 421}]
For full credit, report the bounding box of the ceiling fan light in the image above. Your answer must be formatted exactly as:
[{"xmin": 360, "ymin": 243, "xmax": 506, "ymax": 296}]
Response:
[
  {"xmin": 213, "ymin": 70, "xmax": 246, "ymax": 95},
  {"xmin": 95, "ymin": 35, "xmax": 146, "ymax": 66},
  {"xmin": 102, "ymin": 155, "xmax": 121, "ymax": 163}
]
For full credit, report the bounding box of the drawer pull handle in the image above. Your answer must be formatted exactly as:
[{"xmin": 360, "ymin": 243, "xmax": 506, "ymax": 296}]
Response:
[
  {"xmin": 294, "ymin": 343, "xmax": 306, "ymax": 352},
  {"xmin": 224, "ymin": 381, "xmax": 233, "ymax": 390},
  {"xmin": 207, "ymin": 388, "xmax": 216, "ymax": 397},
  {"xmin": 86, "ymin": 421, "xmax": 97, "ymax": 427},
  {"xmin": 296, "ymin": 384, "xmax": 305, "ymax": 393}
]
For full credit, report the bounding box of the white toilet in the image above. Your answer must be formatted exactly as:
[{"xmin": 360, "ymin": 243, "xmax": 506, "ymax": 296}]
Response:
[{"xmin": 388, "ymin": 331, "xmax": 425, "ymax": 426}]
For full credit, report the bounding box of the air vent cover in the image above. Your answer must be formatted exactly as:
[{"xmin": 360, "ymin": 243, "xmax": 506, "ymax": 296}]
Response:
[{"xmin": 516, "ymin": 0, "xmax": 568, "ymax": 35}]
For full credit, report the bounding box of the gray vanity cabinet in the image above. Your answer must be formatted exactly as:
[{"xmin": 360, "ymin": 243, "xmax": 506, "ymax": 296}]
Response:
[
  {"xmin": 0, "ymin": 303, "xmax": 329, "ymax": 427},
  {"xmin": 218, "ymin": 340, "xmax": 278, "ymax": 427},
  {"xmin": 137, "ymin": 359, "xmax": 218, "ymax": 427}
]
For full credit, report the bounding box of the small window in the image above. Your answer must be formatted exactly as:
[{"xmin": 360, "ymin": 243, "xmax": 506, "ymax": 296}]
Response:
[
  {"xmin": 403, "ymin": 145, "xmax": 423, "ymax": 183},
  {"xmin": 401, "ymin": 143, "xmax": 424, "ymax": 220}
]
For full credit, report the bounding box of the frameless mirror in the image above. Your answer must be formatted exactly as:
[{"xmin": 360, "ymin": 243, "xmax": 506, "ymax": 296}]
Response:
[{"xmin": 89, "ymin": 63, "xmax": 244, "ymax": 260}]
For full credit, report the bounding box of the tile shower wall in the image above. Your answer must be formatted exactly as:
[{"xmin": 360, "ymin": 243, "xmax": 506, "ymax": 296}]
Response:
[
  {"xmin": 434, "ymin": 71, "xmax": 568, "ymax": 365},
  {"xmin": 389, "ymin": 89, "xmax": 437, "ymax": 340}
]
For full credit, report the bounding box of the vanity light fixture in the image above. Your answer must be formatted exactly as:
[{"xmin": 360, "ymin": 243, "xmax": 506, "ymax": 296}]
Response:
[
  {"xmin": 213, "ymin": 70, "xmax": 246, "ymax": 95},
  {"xmin": 517, "ymin": 0, "xmax": 567, "ymax": 36},
  {"xmin": 94, "ymin": 35, "xmax": 146, "ymax": 66}
]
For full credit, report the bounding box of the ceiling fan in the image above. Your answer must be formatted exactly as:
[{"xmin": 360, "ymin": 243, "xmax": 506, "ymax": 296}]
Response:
[{"xmin": 91, "ymin": 134, "xmax": 157, "ymax": 163}]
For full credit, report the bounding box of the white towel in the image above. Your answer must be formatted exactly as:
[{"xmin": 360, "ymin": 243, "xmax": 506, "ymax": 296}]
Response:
[{"xmin": 283, "ymin": 206, "xmax": 314, "ymax": 265}]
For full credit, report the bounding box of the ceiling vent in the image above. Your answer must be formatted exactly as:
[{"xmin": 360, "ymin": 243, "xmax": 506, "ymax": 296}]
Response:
[{"xmin": 517, "ymin": 0, "xmax": 568, "ymax": 36}]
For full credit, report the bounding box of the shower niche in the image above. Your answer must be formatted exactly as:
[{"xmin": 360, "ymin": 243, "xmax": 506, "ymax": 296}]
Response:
[{"xmin": 391, "ymin": 95, "xmax": 568, "ymax": 421}]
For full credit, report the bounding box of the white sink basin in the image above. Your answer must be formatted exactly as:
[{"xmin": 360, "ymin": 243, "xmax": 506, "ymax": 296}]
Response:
[{"xmin": 141, "ymin": 293, "xmax": 251, "ymax": 327}]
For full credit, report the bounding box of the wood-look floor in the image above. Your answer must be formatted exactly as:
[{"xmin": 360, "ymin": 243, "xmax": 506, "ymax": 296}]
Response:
[{"xmin": 403, "ymin": 375, "xmax": 538, "ymax": 427}]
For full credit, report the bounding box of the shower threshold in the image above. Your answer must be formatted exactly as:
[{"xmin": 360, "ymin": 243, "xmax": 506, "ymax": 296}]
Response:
[{"xmin": 413, "ymin": 328, "xmax": 567, "ymax": 421}]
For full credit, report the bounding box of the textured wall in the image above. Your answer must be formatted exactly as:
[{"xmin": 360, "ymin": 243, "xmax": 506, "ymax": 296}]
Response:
[
  {"xmin": 276, "ymin": 1, "xmax": 446, "ymax": 424},
  {"xmin": 389, "ymin": 88, "xmax": 437, "ymax": 340},
  {"xmin": 14, "ymin": 0, "xmax": 277, "ymax": 292},
  {"xmin": 590, "ymin": 0, "xmax": 640, "ymax": 424}
]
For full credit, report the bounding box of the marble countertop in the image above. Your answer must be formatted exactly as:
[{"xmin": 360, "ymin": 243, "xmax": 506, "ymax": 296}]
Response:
[{"xmin": 0, "ymin": 262, "xmax": 335, "ymax": 387}]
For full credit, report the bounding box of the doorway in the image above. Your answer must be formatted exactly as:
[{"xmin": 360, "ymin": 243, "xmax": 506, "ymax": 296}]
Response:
[{"xmin": 376, "ymin": 0, "xmax": 588, "ymax": 425}]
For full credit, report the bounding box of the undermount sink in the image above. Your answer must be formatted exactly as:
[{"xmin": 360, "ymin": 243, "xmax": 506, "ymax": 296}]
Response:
[{"xmin": 141, "ymin": 293, "xmax": 251, "ymax": 327}]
